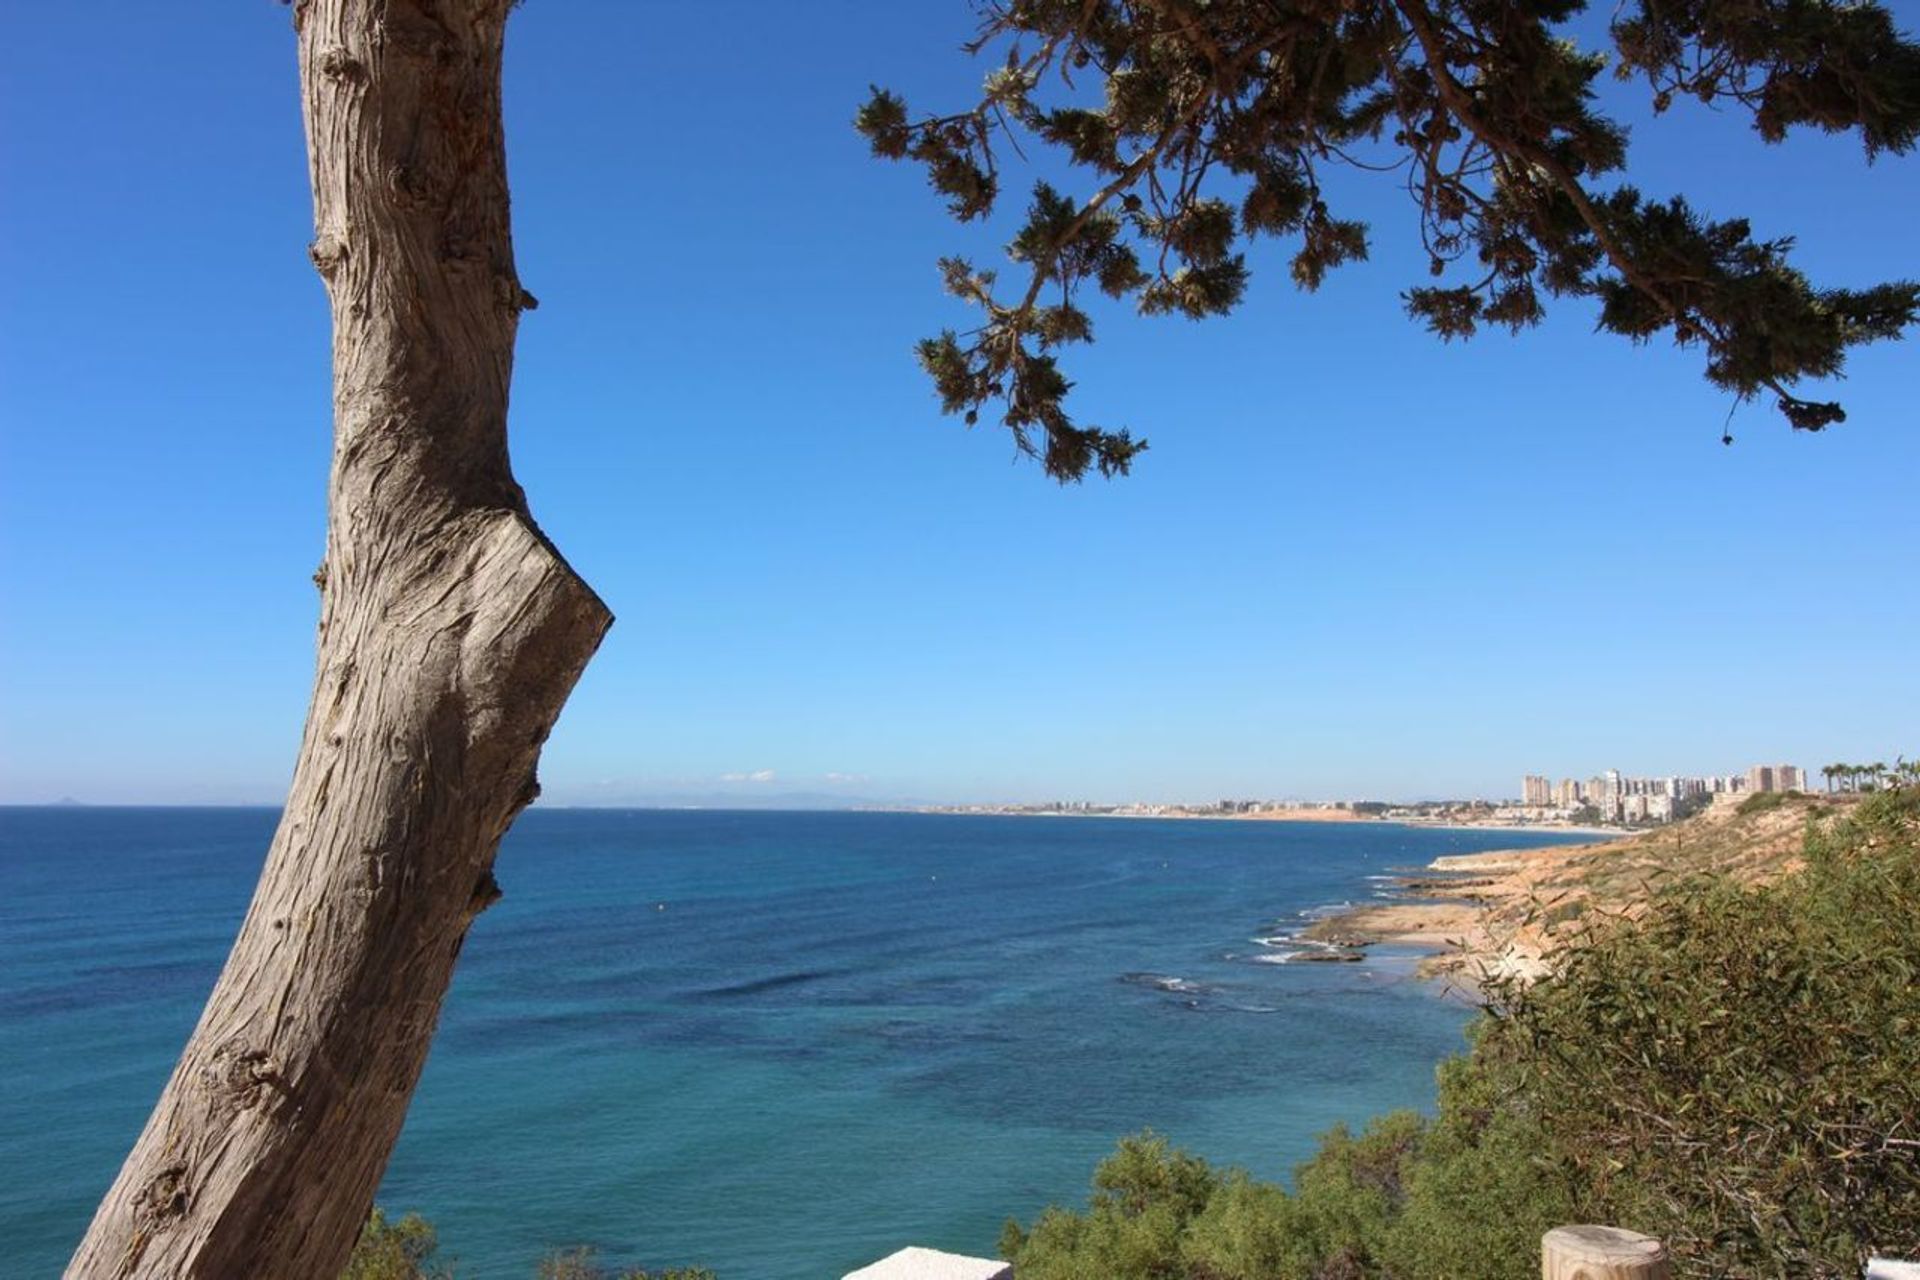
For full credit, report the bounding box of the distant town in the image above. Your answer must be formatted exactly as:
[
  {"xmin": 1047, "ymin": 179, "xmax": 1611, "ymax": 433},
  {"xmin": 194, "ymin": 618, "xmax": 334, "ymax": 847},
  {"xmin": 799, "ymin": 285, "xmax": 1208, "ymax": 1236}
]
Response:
[
  {"xmin": 916, "ymin": 761, "xmax": 1828, "ymax": 829},
  {"xmin": 1516, "ymin": 763, "xmax": 1805, "ymax": 824}
]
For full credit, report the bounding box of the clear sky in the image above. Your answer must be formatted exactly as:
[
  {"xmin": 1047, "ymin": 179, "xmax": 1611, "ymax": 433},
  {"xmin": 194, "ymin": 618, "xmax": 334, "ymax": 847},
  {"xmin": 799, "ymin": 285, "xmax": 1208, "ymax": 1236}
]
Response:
[{"xmin": 1, "ymin": 3, "xmax": 1916, "ymax": 807}]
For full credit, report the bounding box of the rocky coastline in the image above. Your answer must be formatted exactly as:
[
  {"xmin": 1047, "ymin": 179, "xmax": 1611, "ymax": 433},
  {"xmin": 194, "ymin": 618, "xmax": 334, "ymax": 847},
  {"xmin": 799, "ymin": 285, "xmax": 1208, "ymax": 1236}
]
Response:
[{"xmin": 1304, "ymin": 792, "xmax": 1849, "ymax": 988}]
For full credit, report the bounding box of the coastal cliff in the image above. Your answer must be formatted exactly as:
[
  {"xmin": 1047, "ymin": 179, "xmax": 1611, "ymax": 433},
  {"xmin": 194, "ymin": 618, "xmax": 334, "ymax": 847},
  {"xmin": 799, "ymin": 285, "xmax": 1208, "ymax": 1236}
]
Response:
[{"xmin": 1313, "ymin": 791, "xmax": 1854, "ymax": 985}]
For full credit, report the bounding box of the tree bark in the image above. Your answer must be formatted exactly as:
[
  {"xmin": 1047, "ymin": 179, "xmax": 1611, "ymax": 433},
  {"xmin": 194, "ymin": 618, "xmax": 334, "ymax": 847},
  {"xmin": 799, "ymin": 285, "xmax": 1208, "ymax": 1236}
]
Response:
[{"xmin": 67, "ymin": 2, "xmax": 610, "ymax": 1275}]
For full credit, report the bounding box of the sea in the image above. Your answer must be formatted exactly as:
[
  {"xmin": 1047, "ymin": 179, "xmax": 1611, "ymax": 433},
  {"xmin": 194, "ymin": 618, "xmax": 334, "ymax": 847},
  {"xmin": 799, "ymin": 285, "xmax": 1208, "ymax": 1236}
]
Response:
[{"xmin": 0, "ymin": 806, "xmax": 1594, "ymax": 1279}]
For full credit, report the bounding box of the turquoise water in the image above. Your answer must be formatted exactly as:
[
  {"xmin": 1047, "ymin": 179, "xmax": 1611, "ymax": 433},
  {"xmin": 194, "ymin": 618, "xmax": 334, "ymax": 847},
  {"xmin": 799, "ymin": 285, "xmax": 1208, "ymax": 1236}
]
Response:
[{"xmin": 0, "ymin": 807, "xmax": 1591, "ymax": 1278}]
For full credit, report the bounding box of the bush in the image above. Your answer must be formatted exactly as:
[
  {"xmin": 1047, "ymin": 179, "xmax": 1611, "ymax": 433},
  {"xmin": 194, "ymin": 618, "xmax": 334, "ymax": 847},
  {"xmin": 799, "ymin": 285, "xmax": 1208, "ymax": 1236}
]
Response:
[
  {"xmin": 1483, "ymin": 785, "xmax": 1920, "ymax": 1276},
  {"xmin": 1002, "ymin": 788, "xmax": 1920, "ymax": 1279},
  {"xmin": 1735, "ymin": 787, "xmax": 1805, "ymax": 816},
  {"xmin": 340, "ymin": 1216, "xmax": 715, "ymax": 1280},
  {"xmin": 537, "ymin": 1246, "xmax": 716, "ymax": 1280},
  {"xmin": 341, "ymin": 1209, "xmax": 450, "ymax": 1280},
  {"xmin": 999, "ymin": 1134, "xmax": 1222, "ymax": 1280}
]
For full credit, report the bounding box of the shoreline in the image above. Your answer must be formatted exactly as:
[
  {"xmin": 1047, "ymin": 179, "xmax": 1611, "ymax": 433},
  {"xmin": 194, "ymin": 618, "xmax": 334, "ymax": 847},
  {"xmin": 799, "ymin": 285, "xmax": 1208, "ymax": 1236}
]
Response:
[
  {"xmin": 1301, "ymin": 840, "xmax": 1608, "ymax": 987},
  {"xmin": 1394, "ymin": 821, "xmax": 1625, "ymax": 838},
  {"xmin": 902, "ymin": 806, "xmax": 1629, "ymax": 837},
  {"xmin": 1304, "ymin": 793, "xmax": 1852, "ymax": 989}
]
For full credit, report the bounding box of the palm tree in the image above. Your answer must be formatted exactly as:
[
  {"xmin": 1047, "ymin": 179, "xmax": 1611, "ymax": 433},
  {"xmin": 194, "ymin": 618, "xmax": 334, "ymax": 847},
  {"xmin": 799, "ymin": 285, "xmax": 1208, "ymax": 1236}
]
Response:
[{"xmin": 1822, "ymin": 764, "xmax": 1839, "ymax": 794}]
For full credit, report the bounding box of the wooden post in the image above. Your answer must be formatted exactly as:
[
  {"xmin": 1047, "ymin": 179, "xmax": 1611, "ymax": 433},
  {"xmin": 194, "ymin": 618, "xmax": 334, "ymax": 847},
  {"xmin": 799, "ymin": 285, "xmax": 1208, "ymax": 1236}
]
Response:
[{"xmin": 1543, "ymin": 1226, "xmax": 1669, "ymax": 1280}]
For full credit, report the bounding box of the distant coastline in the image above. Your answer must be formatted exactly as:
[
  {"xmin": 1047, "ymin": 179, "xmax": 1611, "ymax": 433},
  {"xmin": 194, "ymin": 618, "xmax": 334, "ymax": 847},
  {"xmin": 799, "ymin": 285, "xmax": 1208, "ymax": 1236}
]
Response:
[
  {"xmin": 1394, "ymin": 819, "xmax": 1625, "ymax": 838},
  {"xmin": 899, "ymin": 800, "xmax": 1627, "ymax": 838},
  {"xmin": 1303, "ymin": 792, "xmax": 1854, "ymax": 987}
]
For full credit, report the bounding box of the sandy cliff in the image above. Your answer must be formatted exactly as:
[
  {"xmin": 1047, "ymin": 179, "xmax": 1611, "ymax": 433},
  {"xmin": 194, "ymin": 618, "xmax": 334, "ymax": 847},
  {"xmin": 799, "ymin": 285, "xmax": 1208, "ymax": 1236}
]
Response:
[{"xmin": 1309, "ymin": 792, "xmax": 1852, "ymax": 988}]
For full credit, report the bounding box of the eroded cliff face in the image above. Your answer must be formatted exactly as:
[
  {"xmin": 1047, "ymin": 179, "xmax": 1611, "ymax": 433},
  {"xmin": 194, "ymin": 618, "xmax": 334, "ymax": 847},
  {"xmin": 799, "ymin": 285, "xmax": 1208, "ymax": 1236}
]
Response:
[{"xmin": 1309, "ymin": 791, "xmax": 1852, "ymax": 988}]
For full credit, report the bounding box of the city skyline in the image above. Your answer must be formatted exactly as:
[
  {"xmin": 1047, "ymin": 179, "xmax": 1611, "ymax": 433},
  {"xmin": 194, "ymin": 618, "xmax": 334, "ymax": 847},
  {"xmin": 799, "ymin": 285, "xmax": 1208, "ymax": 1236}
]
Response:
[
  {"xmin": 8, "ymin": 754, "xmax": 1900, "ymax": 813},
  {"xmin": 1521, "ymin": 763, "xmax": 1809, "ymax": 824}
]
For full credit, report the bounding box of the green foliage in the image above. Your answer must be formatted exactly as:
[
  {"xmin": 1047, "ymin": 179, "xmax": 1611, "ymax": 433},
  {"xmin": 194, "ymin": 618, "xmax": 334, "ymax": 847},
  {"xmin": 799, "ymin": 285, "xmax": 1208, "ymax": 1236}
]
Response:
[
  {"xmin": 1006, "ymin": 1134, "xmax": 1221, "ymax": 1280},
  {"xmin": 1002, "ymin": 787, "xmax": 1920, "ymax": 1278},
  {"xmin": 341, "ymin": 1209, "xmax": 451, "ymax": 1280},
  {"xmin": 859, "ymin": 1, "xmax": 1920, "ymax": 479},
  {"xmin": 1735, "ymin": 787, "xmax": 1814, "ymax": 816},
  {"xmin": 339, "ymin": 1214, "xmax": 715, "ymax": 1280},
  {"xmin": 537, "ymin": 1247, "xmax": 715, "ymax": 1280},
  {"xmin": 1611, "ymin": 0, "xmax": 1920, "ymax": 153},
  {"xmin": 1482, "ymin": 786, "xmax": 1920, "ymax": 1276}
]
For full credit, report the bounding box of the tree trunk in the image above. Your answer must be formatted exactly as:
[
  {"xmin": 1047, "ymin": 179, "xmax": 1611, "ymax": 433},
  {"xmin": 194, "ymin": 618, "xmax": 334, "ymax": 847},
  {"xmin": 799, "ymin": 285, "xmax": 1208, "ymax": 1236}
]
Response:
[{"xmin": 67, "ymin": 2, "xmax": 610, "ymax": 1276}]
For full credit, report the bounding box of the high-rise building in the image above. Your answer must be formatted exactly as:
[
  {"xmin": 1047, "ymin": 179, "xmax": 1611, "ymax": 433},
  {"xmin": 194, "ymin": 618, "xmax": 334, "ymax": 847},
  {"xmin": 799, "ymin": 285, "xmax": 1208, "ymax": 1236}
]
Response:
[
  {"xmin": 1600, "ymin": 769, "xmax": 1624, "ymax": 820},
  {"xmin": 1746, "ymin": 764, "xmax": 1804, "ymax": 794},
  {"xmin": 1523, "ymin": 775, "xmax": 1553, "ymax": 806}
]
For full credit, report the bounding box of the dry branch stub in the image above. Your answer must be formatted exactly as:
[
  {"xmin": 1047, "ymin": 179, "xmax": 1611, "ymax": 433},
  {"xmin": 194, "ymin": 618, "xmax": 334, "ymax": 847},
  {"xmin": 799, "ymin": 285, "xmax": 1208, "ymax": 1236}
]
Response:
[{"xmin": 1542, "ymin": 1225, "xmax": 1670, "ymax": 1280}]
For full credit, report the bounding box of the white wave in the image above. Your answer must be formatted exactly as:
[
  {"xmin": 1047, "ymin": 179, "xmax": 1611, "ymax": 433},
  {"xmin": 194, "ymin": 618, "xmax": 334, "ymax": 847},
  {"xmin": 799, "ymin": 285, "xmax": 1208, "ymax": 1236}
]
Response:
[{"xmin": 1121, "ymin": 972, "xmax": 1212, "ymax": 995}]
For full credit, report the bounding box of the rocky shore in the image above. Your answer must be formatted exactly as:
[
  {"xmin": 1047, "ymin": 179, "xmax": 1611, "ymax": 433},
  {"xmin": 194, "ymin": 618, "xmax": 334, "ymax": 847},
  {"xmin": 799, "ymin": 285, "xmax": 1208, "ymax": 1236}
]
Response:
[{"xmin": 1307, "ymin": 792, "xmax": 1850, "ymax": 988}]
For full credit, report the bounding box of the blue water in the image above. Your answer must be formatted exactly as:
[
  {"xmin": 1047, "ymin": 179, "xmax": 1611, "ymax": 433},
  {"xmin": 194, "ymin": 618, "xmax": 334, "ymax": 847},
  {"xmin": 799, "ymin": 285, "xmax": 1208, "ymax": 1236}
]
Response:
[{"xmin": 0, "ymin": 807, "xmax": 1593, "ymax": 1278}]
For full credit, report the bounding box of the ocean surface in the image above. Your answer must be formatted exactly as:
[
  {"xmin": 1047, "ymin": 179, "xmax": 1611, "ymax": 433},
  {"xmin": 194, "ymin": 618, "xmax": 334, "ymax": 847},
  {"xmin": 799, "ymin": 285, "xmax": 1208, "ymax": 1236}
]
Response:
[{"xmin": 0, "ymin": 807, "xmax": 1593, "ymax": 1278}]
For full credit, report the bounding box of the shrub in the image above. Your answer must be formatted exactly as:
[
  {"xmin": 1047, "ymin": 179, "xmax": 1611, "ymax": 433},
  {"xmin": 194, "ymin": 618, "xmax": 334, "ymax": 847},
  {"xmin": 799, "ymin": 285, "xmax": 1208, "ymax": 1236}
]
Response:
[
  {"xmin": 537, "ymin": 1246, "xmax": 716, "ymax": 1280},
  {"xmin": 999, "ymin": 1134, "xmax": 1221, "ymax": 1280},
  {"xmin": 1484, "ymin": 785, "xmax": 1920, "ymax": 1276},
  {"xmin": 1001, "ymin": 788, "xmax": 1920, "ymax": 1279},
  {"xmin": 1735, "ymin": 787, "xmax": 1805, "ymax": 816},
  {"xmin": 341, "ymin": 1209, "xmax": 450, "ymax": 1280},
  {"xmin": 339, "ymin": 1215, "xmax": 715, "ymax": 1280}
]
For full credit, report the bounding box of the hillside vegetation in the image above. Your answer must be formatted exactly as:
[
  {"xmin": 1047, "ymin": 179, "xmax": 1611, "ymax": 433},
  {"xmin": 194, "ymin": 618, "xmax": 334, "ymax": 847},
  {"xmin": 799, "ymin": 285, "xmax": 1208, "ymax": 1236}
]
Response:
[
  {"xmin": 1313, "ymin": 791, "xmax": 1865, "ymax": 985},
  {"xmin": 1003, "ymin": 787, "xmax": 1920, "ymax": 1279}
]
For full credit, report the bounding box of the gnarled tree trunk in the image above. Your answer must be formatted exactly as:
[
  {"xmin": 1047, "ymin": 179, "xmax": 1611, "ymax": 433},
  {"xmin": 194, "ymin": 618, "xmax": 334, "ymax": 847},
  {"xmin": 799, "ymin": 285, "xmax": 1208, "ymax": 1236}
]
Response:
[{"xmin": 67, "ymin": 2, "xmax": 610, "ymax": 1275}]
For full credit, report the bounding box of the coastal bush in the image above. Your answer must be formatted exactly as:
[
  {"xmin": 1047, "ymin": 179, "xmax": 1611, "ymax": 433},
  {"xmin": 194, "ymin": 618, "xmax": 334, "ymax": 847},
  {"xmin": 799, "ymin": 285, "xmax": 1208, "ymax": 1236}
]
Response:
[
  {"xmin": 1484, "ymin": 785, "xmax": 1920, "ymax": 1276},
  {"xmin": 339, "ymin": 1215, "xmax": 715, "ymax": 1280},
  {"xmin": 341, "ymin": 1210, "xmax": 450, "ymax": 1280},
  {"xmin": 997, "ymin": 1134, "xmax": 1224, "ymax": 1279},
  {"xmin": 1735, "ymin": 788, "xmax": 1805, "ymax": 816},
  {"xmin": 1000, "ymin": 787, "xmax": 1920, "ymax": 1279},
  {"xmin": 537, "ymin": 1246, "xmax": 716, "ymax": 1280}
]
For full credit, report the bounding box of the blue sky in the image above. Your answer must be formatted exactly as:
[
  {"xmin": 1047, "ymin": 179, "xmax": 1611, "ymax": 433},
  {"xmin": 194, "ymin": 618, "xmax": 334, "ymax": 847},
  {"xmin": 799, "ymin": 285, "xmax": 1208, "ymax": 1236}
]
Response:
[{"xmin": 1, "ymin": 3, "xmax": 1916, "ymax": 806}]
